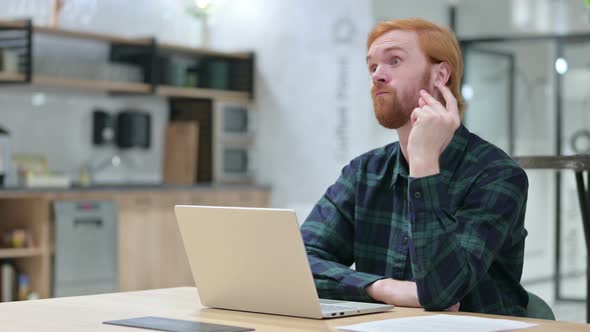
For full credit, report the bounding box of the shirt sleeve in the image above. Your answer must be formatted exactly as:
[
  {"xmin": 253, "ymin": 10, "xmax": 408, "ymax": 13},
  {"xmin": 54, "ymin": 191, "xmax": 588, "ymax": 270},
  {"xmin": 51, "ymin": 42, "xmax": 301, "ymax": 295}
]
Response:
[
  {"xmin": 300, "ymin": 160, "xmax": 385, "ymax": 302},
  {"xmin": 407, "ymin": 164, "xmax": 528, "ymax": 311}
]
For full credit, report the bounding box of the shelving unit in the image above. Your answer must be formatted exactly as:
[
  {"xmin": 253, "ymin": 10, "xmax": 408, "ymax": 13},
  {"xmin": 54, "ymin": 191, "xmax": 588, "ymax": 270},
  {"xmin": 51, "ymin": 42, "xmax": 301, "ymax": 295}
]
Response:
[
  {"xmin": 33, "ymin": 76, "xmax": 152, "ymax": 94},
  {"xmin": 0, "ymin": 19, "xmax": 254, "ymax": 102},
  {"xmin": 0, "ymin": 187, "xmax": 269, "ymax": 301},
  {"xmin": 0, "ymin": 72, "xmax": 25, "ymax": 81},
  {"xmin": 156, "ymin": 85, "xmax": 249, "ymax": 102},
  {"xmin": 0, "ymin": 197, "xmax": 51, "ymax": 301},
  {"xmin": 0, "ymin": 248, "xmax": 44, "ymax": 259}
]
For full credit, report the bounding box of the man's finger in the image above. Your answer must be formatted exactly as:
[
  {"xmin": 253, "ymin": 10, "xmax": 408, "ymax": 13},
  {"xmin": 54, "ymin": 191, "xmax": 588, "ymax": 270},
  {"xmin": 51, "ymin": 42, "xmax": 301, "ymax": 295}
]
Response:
[
  {"xmin": 419, "ymin": 89, "xmax": 440, "ymax": 107},
  {"xmin": 410, "ymin": 107, "xmax": 422, "ymax": 125},
  {"xmin": 436, "ymin": 83, "xmax": 458, "ymax": 113},
  {"xmin": 418, "ymin": 97, "xmax": 426, "ymax": 108}
]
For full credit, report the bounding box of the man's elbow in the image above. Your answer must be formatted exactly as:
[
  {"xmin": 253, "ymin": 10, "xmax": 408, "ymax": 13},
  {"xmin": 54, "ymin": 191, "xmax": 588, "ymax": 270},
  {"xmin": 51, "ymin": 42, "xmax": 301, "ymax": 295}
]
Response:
[
  {"xmin": 419, "ymin": 294, "xmax": 458, "ymax": 311},
  {"xmin": 416, "ymin": 278, "xmax": 466, "ymax": 311}
]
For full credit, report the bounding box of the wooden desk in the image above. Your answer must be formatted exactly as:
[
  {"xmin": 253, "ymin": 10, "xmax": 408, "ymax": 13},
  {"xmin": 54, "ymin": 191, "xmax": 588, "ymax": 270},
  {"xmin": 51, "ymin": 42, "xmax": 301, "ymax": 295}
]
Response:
[{"xmin": 0, "ymin": 287, "xmax": 588, "ymax": 331}]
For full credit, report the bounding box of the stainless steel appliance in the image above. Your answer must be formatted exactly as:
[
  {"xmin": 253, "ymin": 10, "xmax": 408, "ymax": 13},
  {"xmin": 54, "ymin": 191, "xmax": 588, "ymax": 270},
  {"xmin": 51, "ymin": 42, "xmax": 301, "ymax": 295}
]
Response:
[{"xmin": 53, "ymin": 200, "xmax": 118, "ymax": 297}]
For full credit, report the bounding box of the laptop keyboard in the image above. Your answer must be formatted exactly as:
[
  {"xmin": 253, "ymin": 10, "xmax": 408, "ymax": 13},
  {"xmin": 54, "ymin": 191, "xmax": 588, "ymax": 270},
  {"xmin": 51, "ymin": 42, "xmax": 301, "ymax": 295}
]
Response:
[{"xmin": 320, "ymin": 303, "xmax": 356, "ymax": 312}]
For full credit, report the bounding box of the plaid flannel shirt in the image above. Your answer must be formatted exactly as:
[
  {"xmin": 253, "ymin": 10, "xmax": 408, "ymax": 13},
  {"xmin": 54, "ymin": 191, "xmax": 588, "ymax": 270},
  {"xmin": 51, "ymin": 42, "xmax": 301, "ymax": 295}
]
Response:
[{"xmin": 301, "ymin": 124, "xmax": 529, "ymax": 316}]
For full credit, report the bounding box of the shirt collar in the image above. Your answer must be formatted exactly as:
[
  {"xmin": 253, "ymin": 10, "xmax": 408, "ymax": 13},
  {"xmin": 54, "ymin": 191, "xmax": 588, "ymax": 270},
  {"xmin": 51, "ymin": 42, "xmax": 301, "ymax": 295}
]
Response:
[{"xmin": 390, "ymin": 123, "xmax": 470, "ymax": 187}]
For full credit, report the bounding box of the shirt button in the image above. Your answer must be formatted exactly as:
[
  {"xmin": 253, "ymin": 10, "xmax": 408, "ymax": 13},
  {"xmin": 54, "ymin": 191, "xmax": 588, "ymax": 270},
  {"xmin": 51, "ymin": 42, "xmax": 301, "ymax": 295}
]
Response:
[
  {"xmin": 414, "ymin": 191, "xmax": 422, "ymax": 199},
  {"xmin": 402, "ymin": 236, "xmax": 408, "ymax": 245}
]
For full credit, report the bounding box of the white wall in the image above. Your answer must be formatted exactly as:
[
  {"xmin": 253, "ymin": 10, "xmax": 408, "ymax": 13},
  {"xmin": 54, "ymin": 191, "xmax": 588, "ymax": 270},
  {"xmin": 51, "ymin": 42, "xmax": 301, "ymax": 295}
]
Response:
[
  {"xmin": 207, "ymin": 0, "xmax": 383, "ymax": 220},
  {"xmin": 0, "ymin": 0, "xmax": 211, "ymax": 184}
]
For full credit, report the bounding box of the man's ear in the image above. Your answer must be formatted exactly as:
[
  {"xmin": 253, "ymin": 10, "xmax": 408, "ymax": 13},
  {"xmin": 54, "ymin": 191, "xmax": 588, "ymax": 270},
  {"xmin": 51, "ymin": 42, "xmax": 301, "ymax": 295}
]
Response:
[{"xmin": 433, "ymin": 62, "xmax": 451, "ymax": 86}]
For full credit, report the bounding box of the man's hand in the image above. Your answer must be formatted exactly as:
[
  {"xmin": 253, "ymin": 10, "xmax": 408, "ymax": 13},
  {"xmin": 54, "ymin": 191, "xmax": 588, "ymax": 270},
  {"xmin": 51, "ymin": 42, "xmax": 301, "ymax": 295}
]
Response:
[
  {"xmin": 445, "ymin": 302, "xmax": 461, "ymax": 312},
  {"xmin": 366, "ymin": 279, "xmax": 460, "ymax": 311},
  {"xmin": 366, "ymin": 279, "xmax": 421, "ymax": 307},
  {"xmin": 408, "ymin": 83, "xmax": 460, "ymax": 178}
]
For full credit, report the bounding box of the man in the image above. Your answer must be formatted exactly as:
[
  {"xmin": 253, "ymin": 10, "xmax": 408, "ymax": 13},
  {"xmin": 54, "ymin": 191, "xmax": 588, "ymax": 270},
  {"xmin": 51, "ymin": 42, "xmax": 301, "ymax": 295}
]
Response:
[{"xmin": 300, "ymin": 18, "xmax": 529, "ymax": 316}]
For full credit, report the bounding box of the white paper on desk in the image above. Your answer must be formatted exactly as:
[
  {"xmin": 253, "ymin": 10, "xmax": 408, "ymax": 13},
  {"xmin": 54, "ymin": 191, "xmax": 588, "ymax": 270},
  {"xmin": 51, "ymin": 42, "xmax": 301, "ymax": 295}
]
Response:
[{"xmin": 337, "ymin": 314, "xmax": 537, "ymax": 332}]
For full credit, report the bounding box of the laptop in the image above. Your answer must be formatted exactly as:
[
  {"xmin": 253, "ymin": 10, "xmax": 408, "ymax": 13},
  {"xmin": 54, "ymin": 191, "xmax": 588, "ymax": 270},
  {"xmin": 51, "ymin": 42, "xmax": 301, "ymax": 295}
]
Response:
[{"xmin": 174, "ymin": 205, "xmax": 394, "ymax": 319}]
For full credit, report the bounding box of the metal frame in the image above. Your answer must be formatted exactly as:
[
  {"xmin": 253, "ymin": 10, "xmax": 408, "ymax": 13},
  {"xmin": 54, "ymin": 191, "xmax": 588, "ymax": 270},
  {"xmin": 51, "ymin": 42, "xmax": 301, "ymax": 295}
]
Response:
[
  {"xmin": 24, "ymin": 19, "xmax": 32, "ymax": 82},
  {"xmin": 460, "ymin": 46, "xmax": 515, "ymax": 155},
  {"xmin": 575, "ymin": 170, "xmax": 590, "ymax": 319}
]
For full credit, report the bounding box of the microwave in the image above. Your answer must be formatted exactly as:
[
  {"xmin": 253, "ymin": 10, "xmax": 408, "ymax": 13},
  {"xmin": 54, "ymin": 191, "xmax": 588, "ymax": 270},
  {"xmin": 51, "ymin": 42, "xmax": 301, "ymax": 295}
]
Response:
[
  {"xmin": 213, "ymin": 138, "xmax": 255, "ymax": 184},
  {"xmin": 213, "ymin": 101, "xmax": 255, "ymax": 139}
]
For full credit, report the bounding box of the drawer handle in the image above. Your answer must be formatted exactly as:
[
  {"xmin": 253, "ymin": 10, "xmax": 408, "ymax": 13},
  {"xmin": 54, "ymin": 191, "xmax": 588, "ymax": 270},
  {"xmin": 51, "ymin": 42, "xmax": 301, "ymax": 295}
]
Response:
[{"xmin": 73, "ymin": 218, "xmax": 103, "ymax": 227}]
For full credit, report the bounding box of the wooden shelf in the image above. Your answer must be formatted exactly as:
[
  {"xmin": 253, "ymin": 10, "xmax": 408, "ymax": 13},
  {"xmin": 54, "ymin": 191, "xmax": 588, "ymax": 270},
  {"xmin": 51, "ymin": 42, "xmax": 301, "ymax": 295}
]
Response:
[
  {"xmin": 32, "ymin": 76, "xmax": 151, "ymax": 94},
  {"xmin": 156, "ymin": 85, "xmax": 251, "ymax": 102},
  {"xmin": 158, "ymin": 42, "xmax": 251, "ymax": 60},
  {"xmin": 0, "ymin": 20, "xmax": 27, "ymax": 29},
  {"xmin": 34, "ymin": 26, "xmax": 151, "ymax": 46},
  {"xmin": 0, "ymin": 74, "xmax": 151, "ymax": 94},
  {"xmin": 0, "ymin": 19, "xmax": 249, "ymax": 58},
  {"xmin": 0, "ymin": 72, "xmax": 26, "ymax": 82},
  {"xmin": 0, "ymin": 248, "xmax": 44, "ymax": 259},
  {"xmin": 0, "ymin": 75, "xmax": 252, "ymax": 100},
  {"xmin": 0, "ymin": 19, "xmax": 254, "ymax": 101}
]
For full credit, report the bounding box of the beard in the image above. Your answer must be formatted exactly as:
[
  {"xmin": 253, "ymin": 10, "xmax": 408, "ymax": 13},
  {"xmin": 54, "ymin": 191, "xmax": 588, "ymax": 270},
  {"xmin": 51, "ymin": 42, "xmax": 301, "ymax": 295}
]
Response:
[{"xmin": 372, "ymin": 70, "xmax": 431, "ymax": 129}]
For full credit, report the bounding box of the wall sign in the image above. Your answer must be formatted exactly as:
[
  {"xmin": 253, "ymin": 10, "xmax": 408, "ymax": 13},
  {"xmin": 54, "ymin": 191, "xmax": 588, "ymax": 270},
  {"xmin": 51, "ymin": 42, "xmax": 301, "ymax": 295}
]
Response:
[{"xmin": 332, "ymin": 17, "xmax": 356, "ymax": 162}]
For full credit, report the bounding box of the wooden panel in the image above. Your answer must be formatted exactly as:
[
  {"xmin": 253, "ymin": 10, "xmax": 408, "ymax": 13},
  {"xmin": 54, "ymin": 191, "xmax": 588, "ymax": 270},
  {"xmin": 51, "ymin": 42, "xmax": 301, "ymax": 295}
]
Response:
[
  {"xmin": 169, "ymin": 99, "xmax": 214, "ymax": 183},
  {"xmin": 0, "ymin": 72, "xmax": 26, "ymax": 82},
  {"xmin": 0, "ymin": 287, "xmax": 588, "ymax": 332},
  {"xmin": 117, "ymin": 193, "xmax": 162, "ymax": 291},
  {"xmin": 156, "ymin": 85, "xmax": 250, "ymax": 102},
  {"xmin": 116, "ymin": 189, "xmax": 270, "ymax": 291},
  {"xmin": 0, "ymin": 198, "xmax": 51, "ymax": 298},
  {"xmin": 33, "ymin": 76, "xmax": 151, "ymax": 94},
  {"xmin": 12, "ymin": 256, "xmax": 48, "ymax": 299},
  {"xmin": 0, "ymin": 198, "xmax": 50, "ymax": 253},
  {"xmin": 0, "ymin": 248, "xmax": 43, "ymax": 259},
  {"xmin": 158, "ymin": 42, "xmax": 251, "ymax": 59},
  {"xmin": 0, "ymin": 21, "xmax": 27, "ymax": 29},
  {"xmin": 163, "ymin": 122, "xmax": 199, "ymax": 185},
  {"xmin": 34, "ymin": 26, "xmax": 151, "ymax": 46},
  {"xmin": 156, "ymin": 192, "xmax": 194, "ymax": 288}
]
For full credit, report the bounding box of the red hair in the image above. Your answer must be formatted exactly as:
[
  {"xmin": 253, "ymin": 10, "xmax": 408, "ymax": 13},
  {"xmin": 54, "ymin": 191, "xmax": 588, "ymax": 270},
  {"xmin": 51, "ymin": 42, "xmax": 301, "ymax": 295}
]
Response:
[{"xmin": 367, "ymin": 18, "xmax": 465, "ymax": 115}]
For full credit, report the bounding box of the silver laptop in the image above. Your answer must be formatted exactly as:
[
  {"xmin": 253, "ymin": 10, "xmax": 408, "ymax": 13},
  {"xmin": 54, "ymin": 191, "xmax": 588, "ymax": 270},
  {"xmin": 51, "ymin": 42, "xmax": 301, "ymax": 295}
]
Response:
[{"xmin": 174, "ymin": 205, "xmax": 394, "ymax": 319}]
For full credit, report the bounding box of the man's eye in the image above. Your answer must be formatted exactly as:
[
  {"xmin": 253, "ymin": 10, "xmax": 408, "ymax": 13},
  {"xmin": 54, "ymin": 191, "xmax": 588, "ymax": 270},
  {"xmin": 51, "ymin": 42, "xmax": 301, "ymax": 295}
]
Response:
[
  {"xmin": 369, "ymin": 65, "xmax": 377, "ymax": 73},
  {"xmin": 391, "ymin": 58, "xmax": 401, "ymax": 65}
]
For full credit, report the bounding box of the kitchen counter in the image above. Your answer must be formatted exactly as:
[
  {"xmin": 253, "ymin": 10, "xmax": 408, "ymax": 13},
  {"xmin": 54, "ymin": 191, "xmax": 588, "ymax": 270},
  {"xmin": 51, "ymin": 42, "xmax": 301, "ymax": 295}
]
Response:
[
  {"xmin": 0, "ymin": 183, "xmax": 271, "ymax": 297},
  {"xmin": 0, "ymin": 183, "xmax": 271, "ymax": 196}
]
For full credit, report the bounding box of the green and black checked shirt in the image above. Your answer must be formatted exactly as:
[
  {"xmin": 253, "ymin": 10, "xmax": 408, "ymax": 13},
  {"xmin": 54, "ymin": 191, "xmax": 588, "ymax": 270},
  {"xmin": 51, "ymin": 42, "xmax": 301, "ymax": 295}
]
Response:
[{"xmin": 301, "ymin": 124, "xmax": 529, "ymax": 316}]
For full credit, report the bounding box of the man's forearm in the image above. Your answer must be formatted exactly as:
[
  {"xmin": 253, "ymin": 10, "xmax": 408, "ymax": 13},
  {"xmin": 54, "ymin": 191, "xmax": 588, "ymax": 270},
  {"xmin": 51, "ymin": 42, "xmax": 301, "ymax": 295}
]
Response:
[{"xmin": 365, "ymin": 278, "xmax": 421, "ymax": 307}]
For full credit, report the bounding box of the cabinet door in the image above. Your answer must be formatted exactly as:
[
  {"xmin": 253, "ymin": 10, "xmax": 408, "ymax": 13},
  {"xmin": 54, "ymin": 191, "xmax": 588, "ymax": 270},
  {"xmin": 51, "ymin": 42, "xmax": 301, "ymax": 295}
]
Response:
[
  {"xmin": 117, "ymin": 193, "xmax": 162, "ymax": 291},
  {"xmin": 157, "ymin": 192, "xmax": 194, "ymax": 288},
  {"xmin": 117, "ymin": 190, "xmax": 270, "ymax": 291}
]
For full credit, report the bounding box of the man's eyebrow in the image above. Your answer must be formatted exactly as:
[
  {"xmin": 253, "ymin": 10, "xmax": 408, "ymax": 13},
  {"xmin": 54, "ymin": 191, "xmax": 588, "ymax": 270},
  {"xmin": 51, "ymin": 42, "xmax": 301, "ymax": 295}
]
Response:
[{"xmin": 366, "ymin": 46, "xmax": 407, "ymax": 63}]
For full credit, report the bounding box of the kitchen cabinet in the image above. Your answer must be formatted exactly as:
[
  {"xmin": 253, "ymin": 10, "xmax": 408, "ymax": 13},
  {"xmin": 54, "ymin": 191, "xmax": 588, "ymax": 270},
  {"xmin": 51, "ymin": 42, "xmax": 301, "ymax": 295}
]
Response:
[
  {"xmin": 0, "ymin": 19, "xmax": 254, "ymax": 102},
  {"xmin": 0, "ymin": 186, "xmax": 270, "ymax": 301}
]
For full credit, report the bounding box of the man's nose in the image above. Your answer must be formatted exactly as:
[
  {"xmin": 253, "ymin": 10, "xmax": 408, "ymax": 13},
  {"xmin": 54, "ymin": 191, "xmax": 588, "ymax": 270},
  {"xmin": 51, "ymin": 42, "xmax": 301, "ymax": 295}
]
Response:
[{"xmin": 371, "ymin": 65, "xmax": 389, "ymax": 84}]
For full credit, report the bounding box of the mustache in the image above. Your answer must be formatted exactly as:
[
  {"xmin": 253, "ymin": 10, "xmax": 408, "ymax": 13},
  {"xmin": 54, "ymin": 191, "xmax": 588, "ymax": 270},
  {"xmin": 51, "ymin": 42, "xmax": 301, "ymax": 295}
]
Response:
[{"xmin": 371, "ymin": 85, "xmax": 396, "ymax": 97}]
